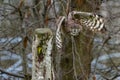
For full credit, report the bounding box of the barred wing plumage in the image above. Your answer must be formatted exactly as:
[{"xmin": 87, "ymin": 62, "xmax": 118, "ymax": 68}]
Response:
[
  {"xmin": 56, "ymin": 16, "xmax": 65, "ymax": 50},
  {"xmin": 80, "ymin": 14, "xmax": 106, "ymax": 32}
]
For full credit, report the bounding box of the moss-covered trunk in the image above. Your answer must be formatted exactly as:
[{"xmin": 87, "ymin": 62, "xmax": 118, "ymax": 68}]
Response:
[
  {"xmin": 59, "ymin": 31, "xmax": 93, "ymax": 80},
  {"xmin": 57, "ymin": 0, "xmax": 95, "ymax": 79}
]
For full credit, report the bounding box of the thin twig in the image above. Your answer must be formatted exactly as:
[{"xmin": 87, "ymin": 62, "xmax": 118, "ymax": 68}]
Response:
[
  {"xmin": 71, "ymin": 36, "xmax": 78, "ymax": 80},
  {"xmin": 0, "ymin": 68, "xmax": 24, "ymax": 78},
  {"xmin": 71, "ymin": 36, "xmax": 88, "ymax": 80}
]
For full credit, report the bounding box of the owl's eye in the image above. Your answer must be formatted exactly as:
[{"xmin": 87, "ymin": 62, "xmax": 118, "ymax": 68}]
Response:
[{"xmin": 70, "ymin": 28, "xmax": 80, "ymax": 36}]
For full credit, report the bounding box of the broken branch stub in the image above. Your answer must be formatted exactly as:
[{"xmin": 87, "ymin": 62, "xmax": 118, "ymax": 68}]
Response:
[{"xmin": 32, "ymin": 28, "xmax": 54, "ymax": 80}]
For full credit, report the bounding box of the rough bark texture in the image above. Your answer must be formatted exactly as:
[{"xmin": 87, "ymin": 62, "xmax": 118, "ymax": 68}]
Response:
[
  {"xmin": 32, "ymin": 0, "xmax": 101, "ymax": 80},
  {"xmin": 58, "ymin": 0, "xmax": 96, "ymax": 80},
  {"xmin": 32, "ymin": 28, "xmax": 53, "ymax": 80},
  {"xmin": 59, "ymin": 30, "xmax": 93, "ymax": 80}
]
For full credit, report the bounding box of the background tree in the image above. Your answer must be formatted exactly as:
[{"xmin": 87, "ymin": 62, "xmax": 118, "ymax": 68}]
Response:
[{"xmin": 0, "ymin": 0, "xmax": 120, "ymax": 80}]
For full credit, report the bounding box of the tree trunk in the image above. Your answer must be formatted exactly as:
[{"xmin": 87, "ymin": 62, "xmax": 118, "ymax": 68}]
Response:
[
  {"xmin": 32, "ymin": 28, "xmax": 54, "ymax": 80},
  {"xmin": 59, "ymin": 30, "xmax": 93, "ymax": 80},
  {"xmin": 58, "ymin": 1, "xmax": 98, "ymax": 79},
  {"xmin": 31, "ymin": 0, "xmax": 101, "ymax": 80}
]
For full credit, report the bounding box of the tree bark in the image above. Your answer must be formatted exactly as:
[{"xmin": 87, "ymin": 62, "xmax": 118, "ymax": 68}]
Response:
[
  {"xmin": 32, "ymin": 28, "xmax": 54, "ymax": 80},
  {"xmin": 57, "ymin": 0, "xmax": 95, "ymax": 79},
  {"xmin": 59, "ymin": 31, "xmax": 93, "ymax": 80},
  {"xmin": 31, "ymin": 0, "xmax": 101, "ymax": 80}
]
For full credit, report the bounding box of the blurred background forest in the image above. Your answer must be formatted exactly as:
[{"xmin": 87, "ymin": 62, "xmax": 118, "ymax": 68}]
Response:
[{"xmin": 0, "ymin": 0, "xmax": 120, "ymax": 80}]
